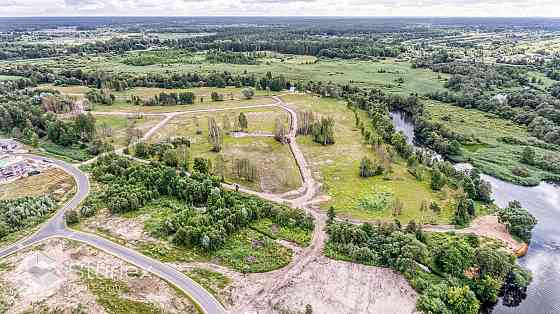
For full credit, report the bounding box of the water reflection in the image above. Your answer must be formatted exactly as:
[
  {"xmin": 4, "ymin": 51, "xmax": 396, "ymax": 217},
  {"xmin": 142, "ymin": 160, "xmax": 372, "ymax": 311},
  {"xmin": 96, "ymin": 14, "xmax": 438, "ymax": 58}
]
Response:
[{"xmin": 391, "ymin": 111, "xmax": 560, "ymax": 313}]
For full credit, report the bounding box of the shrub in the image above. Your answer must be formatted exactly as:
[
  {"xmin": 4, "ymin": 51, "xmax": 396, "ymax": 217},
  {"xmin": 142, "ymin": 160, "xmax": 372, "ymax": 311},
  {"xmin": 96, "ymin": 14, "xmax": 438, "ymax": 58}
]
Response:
[
  {"xmin": 242, "ymin": 87, "xmax": 255, "ymax": 99},
  {"xmin": 65, "ymin": 210, "xmax": 80, "ymax": 225},
  {"xmin": 512, "ymin": 166, "xmax": 529, "ymax": 177},
  {"xmin": 431, "ymin": 169, "xmax": 447, "ymax": 190},
  {"xmin": 359, "ymin": 157, "xmax": 383, "ymax": 177}
]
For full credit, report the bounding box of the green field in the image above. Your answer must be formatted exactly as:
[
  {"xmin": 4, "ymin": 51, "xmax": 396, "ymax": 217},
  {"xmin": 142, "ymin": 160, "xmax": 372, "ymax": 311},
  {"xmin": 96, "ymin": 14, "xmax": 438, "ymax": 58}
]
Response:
[
  {"xmin": 0, "ymin": 75, "xmax": 23, "ymax": 81},
  {"xmin": 426, "ymin": 100, "xmax": 560, "ymax": 185},
  {"xmin": 95, "ymin": 115, "xmax": 162, "ymax": 148},
  {"xmin": 25, "ymin": 54, "xmax": 447, "ymax": 95},
  {"xmin": 151, "ymin": 107, "xmax": 301, "ymax": 194},
  {"xmin": 285, "ymin": 94, "xmax": 456, "ymax": 224}
]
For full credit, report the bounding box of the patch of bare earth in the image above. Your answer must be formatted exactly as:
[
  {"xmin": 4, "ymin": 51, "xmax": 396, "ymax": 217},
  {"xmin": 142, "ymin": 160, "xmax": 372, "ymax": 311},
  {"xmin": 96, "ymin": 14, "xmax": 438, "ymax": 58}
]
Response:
[
  {"xmin": 173, "ymin": 255, "xmax": 417, "ymax": 314},
  {"xmin": 0, "ymin": 238, "xmax": 197, "ymax": 313},
  {"xmin": 81, "ymin": 208, "xmax": 152, "ymax": 243},
  {"xmin": 459, "ymin": 215, "xmax": 522, "ymax": 251}
]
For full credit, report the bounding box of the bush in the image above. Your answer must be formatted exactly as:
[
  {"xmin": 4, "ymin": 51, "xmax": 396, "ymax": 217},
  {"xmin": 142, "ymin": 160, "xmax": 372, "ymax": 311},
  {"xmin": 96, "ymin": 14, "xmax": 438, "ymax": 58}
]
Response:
[
  {"xmin": 242, "ymin": 87, "xmax": 255, "ymax": 99},
  {"xmin": 512, "ymin": 166, "xmax": 529, "ymax": 177},
  {"xmin": 64, "ymin": 210, "xmax": 80, "ymax": 225},
  {"xmin": 431, "ymin": 169, "xmax": 447, "ymax": 190},
  {"xmin": 79, "ymin": 205, "xmax": 96, "ymax": 218},
  {"xmin": 359, "ymin": 157, "xmax": 383, "ymax": 177}
]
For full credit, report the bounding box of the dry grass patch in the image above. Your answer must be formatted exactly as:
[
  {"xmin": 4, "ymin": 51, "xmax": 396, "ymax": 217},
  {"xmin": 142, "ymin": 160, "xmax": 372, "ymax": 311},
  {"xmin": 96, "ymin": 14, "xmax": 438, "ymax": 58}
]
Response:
[{"xmin": 0, "ymin": 168, "xmax": 75, "ymax": 200}]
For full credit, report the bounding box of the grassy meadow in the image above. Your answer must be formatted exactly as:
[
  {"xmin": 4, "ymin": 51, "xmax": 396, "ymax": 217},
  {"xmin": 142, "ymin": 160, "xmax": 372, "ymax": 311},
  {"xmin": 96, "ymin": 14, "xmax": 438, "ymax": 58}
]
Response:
[
  {"xmin": 284, "ymin": 94, "xmax": 456, "ymax": 224},
  {"xmin": 27, "ymin": 53, "xmax": 448, "ymax": 95},
  {"xmin": 426, "ymin": 100, "xmax": 560, "ymax": 185},
  {"xmin": 150, "ymin": 107, "xmax": 300, "ymax": 194}
]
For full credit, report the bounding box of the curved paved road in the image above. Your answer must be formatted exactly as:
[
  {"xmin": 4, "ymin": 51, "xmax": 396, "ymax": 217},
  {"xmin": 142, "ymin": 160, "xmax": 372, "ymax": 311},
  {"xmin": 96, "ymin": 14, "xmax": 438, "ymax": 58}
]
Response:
[
  {"xmin": 0, "ymin": 96, "xmax": 316, "ymax": 314},
  {"xmin": 0, "ymin": 155, "xmax": 225, "ymax": 314}
]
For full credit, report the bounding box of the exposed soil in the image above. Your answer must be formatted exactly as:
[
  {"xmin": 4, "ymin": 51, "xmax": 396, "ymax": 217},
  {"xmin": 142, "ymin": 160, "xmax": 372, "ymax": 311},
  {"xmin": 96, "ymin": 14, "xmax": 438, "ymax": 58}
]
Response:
[
  {"xmin": 460, "ymin": 215, "xmax": 523, "ymax": 251},
  {"xmin": 82, "ymin": 208, "xmax": 150, "ymax": 242},
  {"xmin": 0, "ymin": 238, "xmax": 197, "ymax": 314}
]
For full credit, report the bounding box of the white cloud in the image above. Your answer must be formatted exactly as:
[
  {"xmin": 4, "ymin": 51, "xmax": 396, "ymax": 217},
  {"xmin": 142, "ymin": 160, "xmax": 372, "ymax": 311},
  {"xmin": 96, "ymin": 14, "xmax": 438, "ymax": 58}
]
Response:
[{"xmin": 1, "ymin": 0, "xmax": 559, "ymax": 17}]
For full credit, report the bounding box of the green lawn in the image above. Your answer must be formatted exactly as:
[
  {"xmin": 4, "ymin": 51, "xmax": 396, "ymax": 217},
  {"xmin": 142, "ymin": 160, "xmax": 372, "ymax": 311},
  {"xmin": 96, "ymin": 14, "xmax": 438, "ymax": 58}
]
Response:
[
  {"xmin": 95, "ymin": 115, "xmax": 162, "ymax": 148},
  {"xmin": 0, "ymin": 75, "xmax": 23, "ymax": 81}
]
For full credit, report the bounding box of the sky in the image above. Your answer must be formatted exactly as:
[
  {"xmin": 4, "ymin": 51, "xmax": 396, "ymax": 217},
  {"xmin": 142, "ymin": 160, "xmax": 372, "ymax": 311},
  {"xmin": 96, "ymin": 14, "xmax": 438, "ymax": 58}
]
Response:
[{"xmin": 1, "ymin": 0, "xmax": 559, "ymax": 17}]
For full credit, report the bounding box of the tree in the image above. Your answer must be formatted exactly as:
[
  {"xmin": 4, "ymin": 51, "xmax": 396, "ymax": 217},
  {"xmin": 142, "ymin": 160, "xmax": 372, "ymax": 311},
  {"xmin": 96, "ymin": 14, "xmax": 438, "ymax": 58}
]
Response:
[
  {"xmin": 134, "ymin": 142, "xmax": 148, "ymax": 158},
  {"xmin": 74, "ymin": 112, "xmax": 96, "ymax": 141},
  {"xmin": 30, "ymin": 132, "xmax": 39, "ymax": 148},
  {"xmin": 242, "ymin": 87, "xmax": 255, "ymax": 99},
  {"xmin": 327, "ymin": 206, "xmax": 336, "ymax": 224},
  {"xmin": 431, "ymin": 169, "xmax": 447, "ymax": 191},
  {"xmin": 162, "ymin": 149, "xmax": 179, "ymax": 167},
  {"xmin": 312, "ymin": 117, "xmax": 335, "ymax": 145},
  {"xmin": 392, "ymin": 198, "xmax": 404, "ymax": 217},
  {"xmin": 222, "ymin": 115, "xmax": 231, "ymax": 133},
  {"xmin": 274, "ymin": 117, "xmax": 287, "ymax": 143},
  {"xmin": 497, "ymin": 201, "xmax": 537, "ymax": 242},
  {"xmin": 454, "ymin": 195, "xmax": 473, "ymax": 226},
  {"xmin": 461, "ymin": 176, "xmax": 477, "ymax": 199},
  {"xmin": 446, "ymin": 286, "xmax": 480, "ymax": 314},
  {"xmin": 238, "ymin": 112, "xmax": 248, "ymax": 130},
  {"xmin": 520, "ymin": 146, "xmax": 535, "ymax": 165},
  {"xmin": 304, "ymin": 304, "xmax": 313, "ymax": 314},
  {"xmin": 208, "ymin": 117, "xmax": 223, "ymax": 152},
  {"xmin": 214, "ymin": 154, "xmax": 226, "ymax": 180},
  {"xmin": 211, "ymin": 92, "xmax": 224, "ymax": 102},
  {"xmin": 193, "ymin": 157, "xmax": 210, "ymax": 174},
  {"xmin": 477, "ymin": 180, "xmax": 493, "ymax": 203}
]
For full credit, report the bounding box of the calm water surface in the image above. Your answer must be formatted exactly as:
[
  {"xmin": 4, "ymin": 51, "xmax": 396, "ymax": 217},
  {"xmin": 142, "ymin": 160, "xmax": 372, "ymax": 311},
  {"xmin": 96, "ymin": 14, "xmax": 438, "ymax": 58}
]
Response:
[{"xmin": 391, "ymin": 111, "xmax": 560, "ymax": 313}]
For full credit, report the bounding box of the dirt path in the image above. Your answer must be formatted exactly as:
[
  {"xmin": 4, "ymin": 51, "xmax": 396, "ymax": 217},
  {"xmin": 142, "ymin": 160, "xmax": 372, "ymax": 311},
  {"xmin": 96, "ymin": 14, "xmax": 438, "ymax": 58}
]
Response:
[{"xmin": 82, "ymin": 95, "xmax": 528, "ymax": 313}]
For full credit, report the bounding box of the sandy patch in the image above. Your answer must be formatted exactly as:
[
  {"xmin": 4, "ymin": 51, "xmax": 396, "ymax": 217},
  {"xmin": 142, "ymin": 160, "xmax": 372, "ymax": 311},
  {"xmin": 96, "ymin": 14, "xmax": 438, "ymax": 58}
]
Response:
[
  {"xmin": 460, "ymin": 215, "xmax": 523, "ymax": 251},
  {"xmin": 174, "ymin": 255, "xmax": 417, "ymax": 314},
  {"xmin": 82, "ymin": 209, "xmax": 149, "ymax": 242},
  {"xmin": 0, "ymin": 238, "xmax": 196, "ymax": 314}
]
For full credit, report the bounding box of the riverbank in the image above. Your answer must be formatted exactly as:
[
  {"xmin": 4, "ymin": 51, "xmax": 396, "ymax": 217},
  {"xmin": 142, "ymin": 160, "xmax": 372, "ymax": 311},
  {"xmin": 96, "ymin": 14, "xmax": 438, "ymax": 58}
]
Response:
[{"xmin": 426, "ymin": 101, "xmax": 560, "ymax": 187}]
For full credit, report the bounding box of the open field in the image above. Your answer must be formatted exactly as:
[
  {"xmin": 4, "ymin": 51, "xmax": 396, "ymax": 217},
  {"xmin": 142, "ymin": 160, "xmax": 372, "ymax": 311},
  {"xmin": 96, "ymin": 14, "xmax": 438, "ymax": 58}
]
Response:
[
  {"xmin": 95, "ymin": 97, "xmax": 271, "ymax": 113},
  {"xmin": 0, "ymin": 238, "xmax": 199, "ymax": 314},
  {"xmin": 426, "ymin": 100, "xmax": 560, "ymax": 185},
  {"xmin": 36, "ymin": 83, "xmax": 92, "ymax": 97},
  {"xmin": 27, "ymin": 55, "xmax": 448, "ymax": 95},
  {"xmin": 284, "ymin": 94, "xmax": 456, "ymax": 224},
  {"xmin": 151, "ymin": 107, "xmax": 300, "ymax": 194},
  {"xmin": 95, "ymin": 114, "xmax": 162, "ymax": 148},
  {"xmin": 0, "ymin": 75, "xmax": 23, "ymax": 81},
  {"xmin": 0, "ymin": 167, "xmax": 75, "ymax": 200}
]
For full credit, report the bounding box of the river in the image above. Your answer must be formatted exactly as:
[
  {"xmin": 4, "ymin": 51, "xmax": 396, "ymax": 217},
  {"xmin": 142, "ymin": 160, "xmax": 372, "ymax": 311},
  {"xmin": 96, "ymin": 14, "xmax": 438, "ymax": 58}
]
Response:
[{"xmin": 390, "ymin": 110, "xmax": 560, "ymax": 314}]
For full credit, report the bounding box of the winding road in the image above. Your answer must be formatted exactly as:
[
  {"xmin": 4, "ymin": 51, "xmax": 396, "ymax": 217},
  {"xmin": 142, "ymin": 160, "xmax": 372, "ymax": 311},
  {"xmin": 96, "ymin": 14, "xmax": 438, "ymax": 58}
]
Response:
[{"xmin": 0, "ymin": 95, "xmax": 322, "ymax": 314}]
